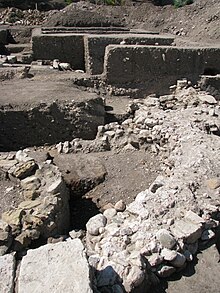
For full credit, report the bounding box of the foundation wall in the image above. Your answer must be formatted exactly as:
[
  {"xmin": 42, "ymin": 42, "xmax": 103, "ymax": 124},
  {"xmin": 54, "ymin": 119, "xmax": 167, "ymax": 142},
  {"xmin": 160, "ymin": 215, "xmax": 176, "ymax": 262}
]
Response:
[
  {"xmin": 32, "ymin": 29, "xmax": 85, "ymax": 69},
  {"xmin": 103, "ymin": 45, "xmax": 220, "ymax": 93},
  {"xmin": 84, "ymin": 34, "xmax": 174, "ymax": 75}
]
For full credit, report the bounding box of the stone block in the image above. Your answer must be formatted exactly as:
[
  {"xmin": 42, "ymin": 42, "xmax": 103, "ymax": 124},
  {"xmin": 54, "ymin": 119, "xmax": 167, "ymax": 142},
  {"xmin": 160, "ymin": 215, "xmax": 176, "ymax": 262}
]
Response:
[
  {"xmin": 0, "ymin": 253, "xmax": 15, "ymax": 293},
  {"xmin": 184, "ymin": 210, "xmax": 205, "ymax": 225},
  {"xmin": 171, "ymin": 219, "xmax": 202, "ymax": 244},
  {"xmin": 156, "ymin": 229, "xmax": 176, "ymax": 249},
  {"xmin": 18, "ymin": 239, "xmax": 92, "ymax": 293}
]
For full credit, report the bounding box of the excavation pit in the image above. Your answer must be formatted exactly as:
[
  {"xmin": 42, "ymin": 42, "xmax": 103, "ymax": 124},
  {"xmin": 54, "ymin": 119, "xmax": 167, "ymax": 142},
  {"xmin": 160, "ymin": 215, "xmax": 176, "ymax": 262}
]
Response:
[{"xmin": 0, "ymin": 73, "xmax": 105, "ymax": 151}]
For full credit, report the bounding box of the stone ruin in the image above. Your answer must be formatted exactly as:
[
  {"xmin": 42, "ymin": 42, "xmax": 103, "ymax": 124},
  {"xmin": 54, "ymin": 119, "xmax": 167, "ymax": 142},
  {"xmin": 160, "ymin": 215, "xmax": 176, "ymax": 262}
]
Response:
[{"xmin": 0, "ymin": 23, "xmax": 220, "ymax": 293}]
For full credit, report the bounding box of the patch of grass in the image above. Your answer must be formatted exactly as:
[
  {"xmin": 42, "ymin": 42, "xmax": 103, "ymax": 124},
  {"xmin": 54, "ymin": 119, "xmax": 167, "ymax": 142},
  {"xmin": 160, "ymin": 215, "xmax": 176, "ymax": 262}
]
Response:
[
  {"xmin": 173, "ymin": 0, "xmax": 194, "ymax": 8},
  {"xmin": 65, "ymin": 0, "xmax": 73, "ymax": 5}
]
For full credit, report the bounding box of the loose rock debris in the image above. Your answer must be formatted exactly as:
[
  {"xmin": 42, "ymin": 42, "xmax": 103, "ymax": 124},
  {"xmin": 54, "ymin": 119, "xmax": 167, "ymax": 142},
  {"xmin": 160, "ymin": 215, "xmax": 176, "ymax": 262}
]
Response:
[{"xmin": 0, "ymin": 80, "xmax": 219, "ymax": 292}]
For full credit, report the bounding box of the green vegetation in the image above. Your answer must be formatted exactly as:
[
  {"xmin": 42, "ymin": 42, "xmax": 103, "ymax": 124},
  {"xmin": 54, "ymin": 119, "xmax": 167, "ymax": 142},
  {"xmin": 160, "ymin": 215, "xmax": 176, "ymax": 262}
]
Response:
[
  {"xmin": 104, "ymin": 0, "xmax": 123, "ymax": 5},
  {"xmin": 65, "ymin": 0, "xmax": 73, "ymax": 4},
  {"xmin": 173, "ymin": 0, "xmax": 194, "ymax": 8}
]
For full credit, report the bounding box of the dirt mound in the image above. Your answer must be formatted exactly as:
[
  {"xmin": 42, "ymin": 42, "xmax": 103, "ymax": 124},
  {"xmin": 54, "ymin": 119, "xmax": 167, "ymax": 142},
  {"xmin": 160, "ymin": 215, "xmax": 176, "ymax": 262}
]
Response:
[
  {"xmin": 129, "ymin": 0, "xmax": 220, "ymax": 44},
  {"xmin": 0, "ymin": 0, "xmax": 66, "ymax": 10},
  {"xmin": 1, "ymin": 1, "xmax": 219, "ymax": 44},
  {"xmin": 43, "ymin": 0, "xmax": 220, "ymax": 44},
  {"xmin": 44, "ymin": 2, "xmax": 126, "ymax": 27}
]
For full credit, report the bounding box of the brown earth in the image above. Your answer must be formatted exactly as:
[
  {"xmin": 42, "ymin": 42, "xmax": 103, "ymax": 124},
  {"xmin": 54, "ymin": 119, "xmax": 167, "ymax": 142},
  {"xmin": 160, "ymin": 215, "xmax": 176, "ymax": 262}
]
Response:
[{"xmin": 43, "ymin": 0, "xmax": 220, "ymax": 45}]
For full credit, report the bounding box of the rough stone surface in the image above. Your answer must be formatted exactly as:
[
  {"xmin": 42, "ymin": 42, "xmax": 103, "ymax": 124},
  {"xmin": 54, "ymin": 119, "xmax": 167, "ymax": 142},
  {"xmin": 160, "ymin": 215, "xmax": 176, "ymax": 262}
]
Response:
[
  {"xmin": 172, "ymin": 219, "xmax": 202, "ymax": 244},
  {"xmin": 1, "ymin": 157, "xmax": 70, "ymax": 251},
  {"xmin": 0, "ymin": 253, "xmax": 15, "ymax": 293},
  {"xmin": 86, "ymin": 214, "xmax": 107, "ymax": 236},
  {"xmin": 84, "ymin": 83, "xmax": 220, "ymax": 291},
  {"xmin": 18, "ymin": 239, "xmax": 92, "ymax": 293},
  {"xmin": 170, "ymin": 252, "xmax": 186, "ymax": 268},
  {"xmin": 156, "ymin": 229, "xmax": 176, "ymax": 249},
  {"xmin": 114, "ymin": 200, "xmax": 126, "ymax": 212}
]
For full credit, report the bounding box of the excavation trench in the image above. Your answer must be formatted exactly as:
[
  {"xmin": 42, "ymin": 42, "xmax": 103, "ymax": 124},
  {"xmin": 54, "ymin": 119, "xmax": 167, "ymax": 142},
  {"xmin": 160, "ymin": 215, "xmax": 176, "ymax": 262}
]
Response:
[{"xmin": 0, "ymin": 97, "xmax": 106, "ymax": 151}]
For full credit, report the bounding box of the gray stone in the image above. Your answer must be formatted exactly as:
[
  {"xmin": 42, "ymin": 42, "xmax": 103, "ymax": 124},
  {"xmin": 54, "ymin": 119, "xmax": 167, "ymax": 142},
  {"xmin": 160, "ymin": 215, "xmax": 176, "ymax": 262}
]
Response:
[
  {"xmin": 147, "ymin": 253, "xmax": 164, "ymax": 267},
  {"xmin": 46, "ymin": 177, "xmax": 65, "ymax": 194},
  {"xmin": 172, "ymin": 219, "xmax": 202, "ymax": 244},
  {"xmin": 184, "ymin": 211, "xmax": 205, "ymax": 225},
  {"xmin": 157, "ymin": 265, "xmax": 176, "ymax": 278},
  {"xmin": 170, "ymin": 252, "xmax": 186, "ymax": 268},
  {"xmin": 149, "ymin": 176, "xmax": 164, "ymax": 193},
  {"xmin": 18, "ymin": 239, "xmax": 92, "ymax": 293},
  {"xmin": 20, "ymin": 176, "xmax": 41, "ymax": 190},
  {"xmin": 198, "ymin": 94, "xmax": 217, "ymax": 104},
  {"xmin": 96, "ymin": 265, "xmax": 118, "ymax": 287},
  {"xmin": 161, "ymin": 248, "xmax": 177, "ymax": 261},
  {"xmin": 201, "ymin": 229, "xmax": 215, "ymax": 241},
  {"xmin": 63, "ymin": 141, "xmax": 70, "ymax": 154},
  {"xmin": 69, "ymin": 229, "xmax": 84, "ymax": 239},
  {"xmin": 15, "ymin": 150, "xmax": 33, "ymax": 163},
  {"xmin": 0, "ymin": 253, "xmax": 15, "ymax": 293},
  {"xmin": 156, "ymin": 229, "xmax": 176, "ymax": 249},
  {"xmin": 127, "ymin": 201, "xmax": 149, "ymax": 219},
  {"xmin": 114, "ymin": 200, "xmax": 126, "ymax": 212},
  {"xmin": 86, "ymin": 214, "xmax": 107, "ymax": 236},
  {"xmin": 124, "ymin": 266, "xmax": 145, "ymax": 292},
  {"xmin": 103, "ymin": 208, "xmax": 117, "ymax": 220}
]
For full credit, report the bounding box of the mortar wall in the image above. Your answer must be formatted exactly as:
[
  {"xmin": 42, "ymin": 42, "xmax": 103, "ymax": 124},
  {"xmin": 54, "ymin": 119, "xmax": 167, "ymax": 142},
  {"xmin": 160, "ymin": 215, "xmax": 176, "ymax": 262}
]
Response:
[
  {"xmin": 85, "ymin": 35, "xmax": 174, "ymax": 75},
  {"xmin": 104, "ymin": 45, "xmax": 220, "ymax": 93},
  {"xmin": 32, "ymin": 32, "xmax": 85, "ymax": 70}
]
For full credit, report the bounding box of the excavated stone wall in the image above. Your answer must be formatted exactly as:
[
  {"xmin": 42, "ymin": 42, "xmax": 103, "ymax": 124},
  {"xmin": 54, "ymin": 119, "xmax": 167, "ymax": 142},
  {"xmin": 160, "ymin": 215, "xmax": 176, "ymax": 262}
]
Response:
[
  {"xmin": 32, "ymin": 29, "xmax": 85, "ymax": 69},
  {"xmin": 103, "ymin": 45, "xmax": 220, "ymax": 94},
  {"xmin": 84, "ymin": 34, "xmax": 174, "ymax": 75}
]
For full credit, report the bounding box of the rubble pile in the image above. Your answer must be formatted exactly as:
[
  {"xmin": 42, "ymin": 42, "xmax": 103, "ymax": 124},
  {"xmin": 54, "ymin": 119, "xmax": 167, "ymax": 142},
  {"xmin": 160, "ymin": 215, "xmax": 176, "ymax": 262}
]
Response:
[
  {"xmin": 56, "ymin": 80, "xmax": 220, "ymax": 155},
  {"xmin": 0, "ymin": 150, "xmax": 70, "ymax": 253},
  {"xmin": 84, "ymin": 82, "xmax": 220, "ymax": 292},
  {"xmin": 0, "ymin": 7, "xmax": 55, "ymax": 26},
  {"xmin": 0, "ymin": 80, "xmax": 219, "ymax": 292}
]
